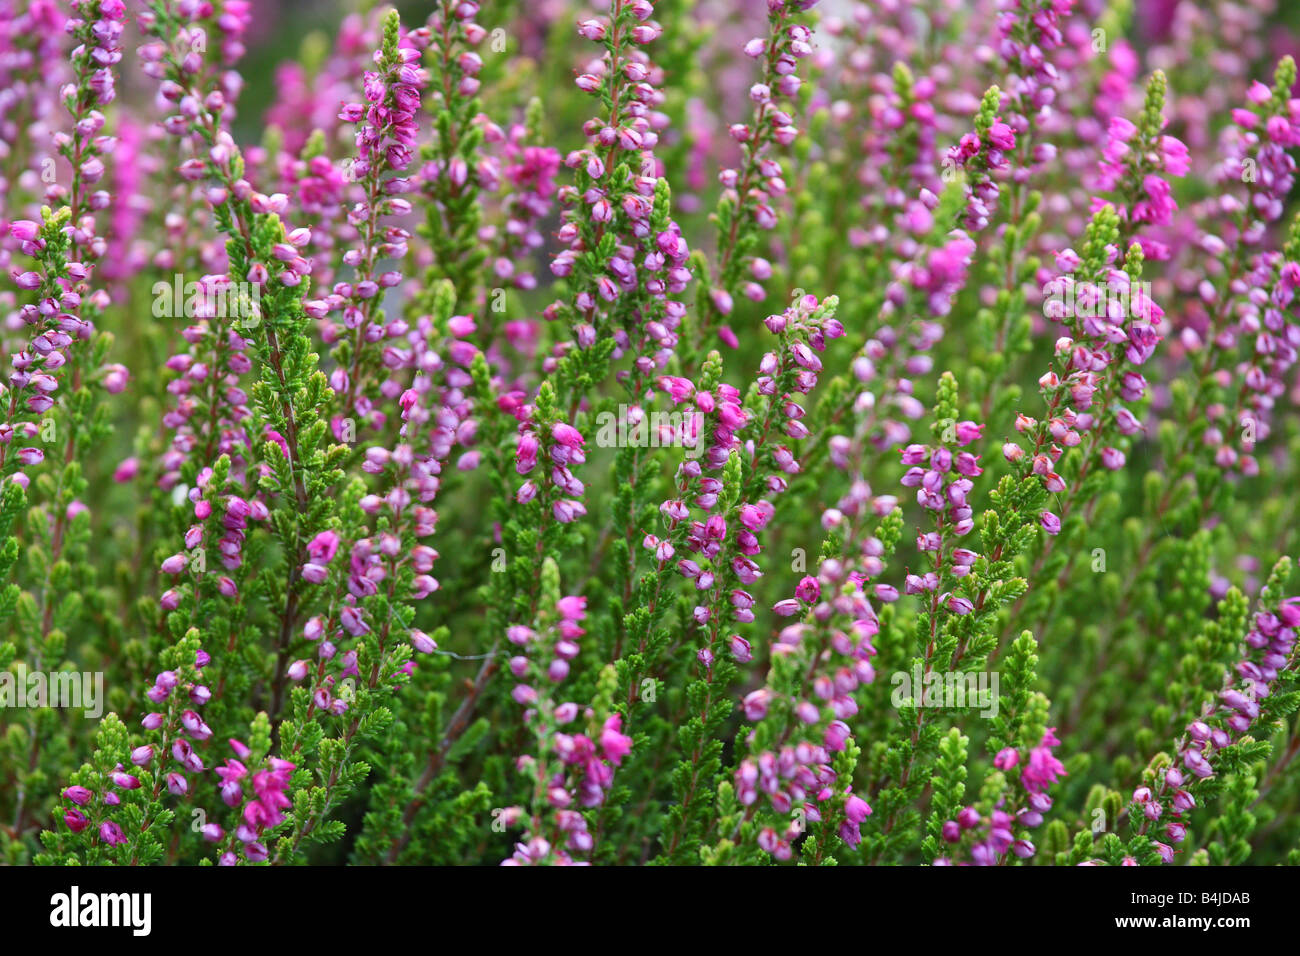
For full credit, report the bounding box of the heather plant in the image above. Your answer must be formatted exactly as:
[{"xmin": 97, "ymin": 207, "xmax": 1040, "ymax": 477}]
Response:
[{"xmin": 1, "ymin": 0, "xmax": 1299, "ymax": 871}]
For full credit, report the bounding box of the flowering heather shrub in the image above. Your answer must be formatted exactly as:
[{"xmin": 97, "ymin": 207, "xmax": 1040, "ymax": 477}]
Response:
[{"xmin": 2, "ymin": 0, "xmax": 1300, "ymax": 870}]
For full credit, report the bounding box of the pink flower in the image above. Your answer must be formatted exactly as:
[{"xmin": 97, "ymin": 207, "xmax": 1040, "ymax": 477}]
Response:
[
  {"xmin": 1022, "ymin": 731, "xmax": 1067, "ymax": 794},
  {"xmin": 743, "ymin": 689, "xmax": 771, "ymax": 721},
  {"xmin": 557, "ymin": 595, "xmax": 586, "ymax": 621},
  {"xmin": 340, "ymin": 606, "xmax": 369, "ymax": 636},
  {"xmin": 600, "ymin": 714, "xmax": 632, "ymax": 765},
  {"xmin": 987, "ymin": 121, "xmax": 1016, "ymax": 151},
  {"xmin": 63, "ymin": 786, "xmax": 93, "ymax": 806},
  {"xmin": 844, "ymin": 793, "xmax": 872, "ymax": 824},
  {"xmin": 794, "ymin": 576, "xmax": 820, "ymax": 603},
  {"xmin": 551, "ymin": 422, "xmax": 584, "ymax": 448},
  {"xmin": 824, "ymin": 720, "xmax": 852, "ymax": 751},
  {"xmin": 954, "ymin": 421, "xmax": 984, "ymax": 445},
  {"xmin": 994, "ymin": 747, "xmax": 1019, "ymax": 770},
  {"xmin": 1100, "ymin": 447, "xmax": 1126, "ymax": 470},
  {"xmin": 772, "ymin": 599, "xmax": 802, "ymax": 617},
  {"xmin": 102, "ymin": 364, "xmax": 130, "ymax": 394},
  {"xmin": 306, "ymin": 530, "xmax": 340, "ymax": 564}
]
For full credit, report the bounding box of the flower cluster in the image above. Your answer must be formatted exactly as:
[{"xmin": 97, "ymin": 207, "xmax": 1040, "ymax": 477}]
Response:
[
  {"xmin": 700, "ymin": 0, "xmax": 823, "ymax": 341},
  {"xmin": 502, "ymin": 586, "xmax": 633, "ymax": 864},
  {"xmin": 322, "ymin": 12, "xmax": 423, "ymax": 426}
]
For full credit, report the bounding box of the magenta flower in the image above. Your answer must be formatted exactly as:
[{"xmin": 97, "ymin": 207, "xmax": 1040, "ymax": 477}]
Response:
[{"xmin": 98, "ymin": 821, "xmax": 126, "ymax": 846}]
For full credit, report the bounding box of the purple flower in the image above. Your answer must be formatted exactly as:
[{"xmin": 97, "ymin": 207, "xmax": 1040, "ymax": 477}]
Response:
[{"xmin": 98, "ymin": 821, "xmax": 126, "ymax": 846}]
